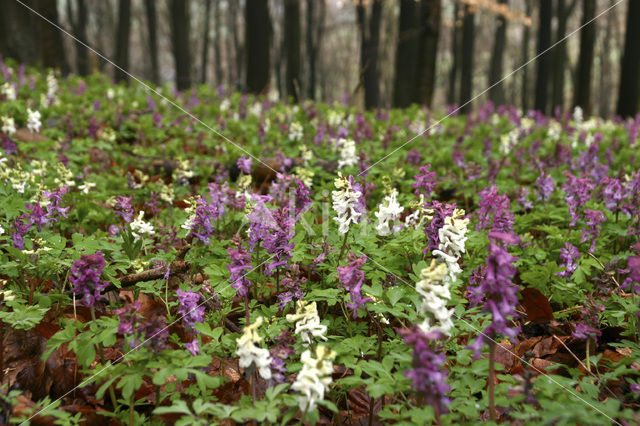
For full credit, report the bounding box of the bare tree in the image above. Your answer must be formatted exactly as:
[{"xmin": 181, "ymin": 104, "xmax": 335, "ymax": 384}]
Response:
[
  {"xmin": 458, "ymin": 3, "xmax": 475, "ymax": 113},
  {"xmin": 534, "ymin": 0, "xmax": 552, "ymax": 113},
  {"xmin": 0, "ymin": 1, "xmax": 39, "ymax": 66},
  {"xmin": 488, "ymin": 0, "xmax": 507, "ymax": 106},
  {"xmin": 551, "ymin": 0, "xmax": 577, "ymax": 113},
  {"xmin": 356, "ymin": 0, "xmax": 382, "ymax": 109},
  {"xmin": 115, "ymin": 0, "xmax": 131, "ymax": 83},
  {"xmin": 414, "ymin": 0, "xmax": 441, "ymax": 108},
  {"xmin": 213, "ymin": 0, "xmax": 223, "ymax": 85},
  {"xmin": 306, "ymin": 0, "xmax": 325, "ymax": 100},
  {"xmin": 521, "ymin": 0, "xmax": 532, "ymax": 111},
  {"xmin": 170, "ymin": 0, "xmax": 192, "ymax": 90},
  {"xmin": 71, "ymin": 0, "xmax": 89, "ymax": 76},
  {"xmin": 616, "ymin": 0, "xmax": 640, "ymax": 118},
  {"xmin": 393, "ymin": 0, "xmax": 419, "ymax": 108},
  {"xmin": 245, "ymin": 0, "xmax": 271, "ymax": 94},
  {"xmin": 143, "ymin": 0, "xmax": 159, "ymax": 85},
  {"xmin": 201, "ymin": 0, "xmax": 212, "ymax": 84},
  {"xmin": 284, "ymin": 0, "xmax": 301, "ymax": 101},
  {"xmin": 574, "ymin": 0, "xmax": 596, "ymax": 115},
  {"xmin": 38, "ymin": 0, "xmax": 69, "ymax": 74},
  {"xmin": 448, "ymin": 2, "xmax": 461, "ymax": 106}
]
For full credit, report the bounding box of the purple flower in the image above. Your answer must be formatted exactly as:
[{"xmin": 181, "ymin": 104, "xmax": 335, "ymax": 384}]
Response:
[
  {"xmin": 277, "ymin": 264, "xmax": 306, "ymax": 310},
  {"xmin": 114, "ymin": 302, "xmax": 142, "ymax": 334},
  {"xmin": 114, "ymin": 301, "xmax": 167, "ymax": 351},
  {"xmin": 269, "ymin": 330, "xmax": 296, "ymax": 383},
  {"xmin": 407, "ymin": 149, "xmax": 422, "ymax": 165},
  {"xmin": 562, "ymin": 172, "xmax": 595, "ymax": 227},
  {"xmin": 190, "ymin": 196, "xmax": 224, "ymax": 245},
  {"xmin": 69, "ymin": 251, "xmax": 108, "ymax": 307},
  {"xmin": 516, "ymin": 187, "xmax": 533, "ymax": 210},
  {"xmin": 43, "ymin": 186, "xmax": 70, "ymax": 219},
  {"xmin": 581, "ymin": 209, "xmax": 606, "ymax": 253},
  {"xmin": 262, "ymin": 207, "xmax": 295, "ymax": 275},
  {"xmin": 113, "ymin": 196, "xmax": 134, "ymax": 223},
  {"xmin": 476, "ymin": 185, "xmax": 514, "ymax": 233},
  {"xmin": 246, "ymin": 195, "xmax": 275, "ymax": 251},
  {"xmin": 572, "ymin": 322, "xmax": 602, "ymax": 340},
  {"xmin": 556, "ymin": 243, "xmax": 580, "ymax": 278},
  {"xmin": 176, "ymin": 289, "xmax": 205, "ymax": 329},
  {"xmin": 631, "ymin": 383, "xmax": 640, "ymax": 395},
  {"xmin": 185, "ymin": 339, "xmax": 200, "ymax": 356},
  {"xmin": 25, "ymin": 203, "xmax": 53, "ymax": 231},
  {"xmin": 535, "ymin": 173, "xmax": 555, "ymax": 202},
  {"xmin": 412, "ymin": 165, "xmax": 437, "ymax": 197},
  {"xmin": 227, "ymin": 239, "xmax": 252, "ymax": 297},
  {"xmin": 237, "ymin": 155, "xmax": 253, "ymax": 174},
  {"xmin": 337, "ymin": 253, "xmax": 371, "ymax": 317},
  {"xmin": 399, "ymin": 327, "xmax": 450, "ymax": 412},
  {"xmin": 467, "ymin": 235, "xmax": 520, "ymax": 354},
  {"xmin": 601, "ymin": 177, "xmax": 628, "ymax": 215},
  {"xmin": 423, "ymin": 201, "xmax": 457, "ymax": 253}
]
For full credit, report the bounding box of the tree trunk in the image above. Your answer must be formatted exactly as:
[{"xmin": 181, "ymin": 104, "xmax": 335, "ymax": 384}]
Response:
[
  {"xmin": 357, "ymin": 0, "xmax": 382, "ymax": 109},
  {"xmin": 598, "ymin": 0, "xmax": 615, "ymax": 117},
  {"xmin": 201, "ymin": 0, "xmax": 212, "ymax": 84},
  {"xmin": 551, "ymin": 0, "xmax": 577, "ymax": 113},
  {"xmin": 414, "ymin": 0, "xmax": 441, "ymax": 107},
  {"xmin": 284, "ymin": 0, "xmax": 301, "ymax": 102},
  {"xmin": 144, "ymin": 0, "xmax": 159, "ymax": 84},
  {"xmin": 574, "ymin": 0, "xmax": 596, "ymax": 115},
  {"xmin": 74, "ymin": 0, "xmax": 89, "ymax": 75},
  {"xmin": 534, "ymin": 0, "xmax": 552, "ymax": 113},
  {"xmin": 115, "ymin": 0, "xmax": 131, "ymax": 83},
  {"xmin": 521, "ymin": 0, "xmax": 532, "ymax": 111},
  {"xmin": 170, "ymin": 0, "xmax": 192, "ymax": 91},
  {"xmin": 458, "ymin": 4, "xmax": 475, "ymax": 113},
  {"xmin": 0, "ymin": 1, "xmax": 40, "ymax": 66},
  {"xmin": 616, "ymin": 1, "xmax": 640, "ymax": 118},
  {"xmin": 213, "ymin": 0, "xmax": 223, "ymax": 85},
  {"xmin": 230, "ymin": 0, "xmax": 243, "ymax": 89},
  {"xmin": 447, "ymin": 2, "xmax": 461, "ymax": 106},
  {"xmin": 488, "ymin": 0, "xmax": 508, "ymax": 106},
  {"xmin": 37, "ymin": 0, "xmax": 69, "ymax": 74},
  {"xmin": 245, "ymin": 0, "xmax": 271, "ymax": 94},
  {"xmin": 306, "ymin": 0, "xmax": 323, "ymax": 100},
  {"xmin": 393, "ymin": 0, "xmax": 419, "ymax": 108}
]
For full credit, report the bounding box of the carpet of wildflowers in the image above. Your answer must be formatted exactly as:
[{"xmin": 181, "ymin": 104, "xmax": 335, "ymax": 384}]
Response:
[{"xmin": 1, "ymin": 63, "xmax": 640, "ymax": 425}]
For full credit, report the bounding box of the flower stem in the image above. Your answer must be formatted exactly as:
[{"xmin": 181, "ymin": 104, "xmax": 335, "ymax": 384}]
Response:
[
  {"xmin": 129, "ymin": 393, "xmax": 135, "ymax": 426},
  {"xmin": 338, "ymin": 231, "xmax": 349, "ymax": 261},
  {"xmin": 488, "ymin": 340, "xmax": 497, "ymax": 421},
  {"xmin": 90, "ymin": 307, "xmax": 119, "ymax": 412}
]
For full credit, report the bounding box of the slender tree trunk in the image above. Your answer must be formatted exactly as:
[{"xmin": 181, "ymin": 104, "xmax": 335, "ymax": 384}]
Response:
[
  {"xmin": 170, "ymin": 0, "xmax": 192, "ymax": 91},
  {"xmin": 144, "ymin": 0, "xmax": 159, "ymax": 84},
  {"xmin": 488, "ymin": 0, "xmax": 508, "ymax": 106},
  {"xmin": 0, "ymin": 1, "xmax": 40, "ymax": 65},
  {"xmin": 37, "ymin": 0, "xmax": 69, "ymax": 74},
  {"xmin": 616, "ymin": 1, "xmax": 640, "ymax": 118},
  {"xmin": 534, "ymin": 0, "xmax": 552, "ymax": 113},
  {"xmin": 115, "ymin": 0, "xmax": 131, "ymax": 83},
  {"xmin": 357, "ymin": 0, "xmax": 382, "ymax": 109},
  {"xmin": 213, "ymin": 0, "xmax": 223, "ymax": 86},
  {"xmin": 551, "ymin": 0, "xmax": 577, "ymax": 113},
  {"xmin": 599, "ymin": 0, "xmax": 614, "ymax": 117},
  {"xmin": 245, "ymin": 0, "xmax": 271, "ymax": 94},
  {"xmin": 521, "ymin": 0, "xmax": 532, "ymax": 111},
  {"xmin": 414, "ymin": 0, "xmax": 441, "ymax": 107},
  {"xmin": 574, "ymin": 0, "xmax": 596, "ymax": 116},
  {"xmin": 393, "ymin": 0, "xmax": 419, "ymax": 108},
  {"xmin": 230, "ymin": 0, "xmax": 243, "ymax": 88},
  {"xmin": 306, "ymin": 0, "xmax": 317, "ymax": 100},
  {"xmin": 447, "ymin": 2, "xmax": 461, "ymax": 106},
  {"xmin": 284, "ymin": 0, "xmax": 301, "ymax": 102},
  {"xmin": 458, "ymin": 4, "xmax": 475, "ymax": 113},
  {"xmin": 74, "ymin": 0, "xmax": 89, "ymax": 75},
  {"xmin": 201, "ymin": 0, "xmax": 212, "ymax": 84}
]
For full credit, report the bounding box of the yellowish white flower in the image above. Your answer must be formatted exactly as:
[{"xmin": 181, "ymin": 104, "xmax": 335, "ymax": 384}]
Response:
[
  {"xmin": 1, "ymin": 82, "xmax": 16, "ymax": 101},
  {"xmin": 415, "ymin": 260, "xmax": 454, "ymax": 336},
  {"xmin": 26, "ymin": 108, "xmax": 42, "ymax": 133},
  {"xmin": 432, "ymin": 209, "xmax": 469, "ymax": 282},
  {"xmin": 130, "ymin": 211, "xmax": 155, "ymax": 240},
  {"xmin": 374, "ymin": 188, "xmax": 404, "ymax": 236},
  {"xmin": 291, "ymin": 346, "xmax": 336, "ymax": 412},
  {"xmin": 78, "ymin": 181, "xmax": 96, "ymax": 194},
  {"xmin": 286, "ymin": 300, "xmax": 327, "ymax": 345},
  {"xmin": 289, "ymin": 122, "xmax": 303, "ymax": 141},
  {"xmin": 235, "ymin": 316, "xmax": 273, "ymax": 380},
  {"xmin": 1, "ymin": 116, "xmax": 16, "ymax": 135},
  {"xmin": 337, "ymin": 138, "xmax": 358, "ymax": 169},
  {"xmin": 332, "ymin": 174, "xmax": 364, "ymax": 234}
]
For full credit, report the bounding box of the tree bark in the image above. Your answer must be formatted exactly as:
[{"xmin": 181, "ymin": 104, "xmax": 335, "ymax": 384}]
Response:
[
  {"xmin": 488, "ymin": 0, "xmax": 508, "ymax": 106},
  {"xmin": 534, "ymin": 0, "xmax": 552, "ymax": 113},
  {"xmin": 356, "ymin": 0, "xmax": 382, "ymax": 109},
  {"xmin": 574, "ymin": 0, "xmax": 596, "ymax": 116},
  {"xmin": 414, "ymin": 0, "xmax": 441, "ymax": 107},
  {"xmin": 213, "ymin": 0, "xmax": 223, "ymax": 85},
  {"xmin": 37, "ymin": 0, "xmax": 69, "ymax": 74},
  {"xmin": 169, "ymin": 0, "xmax": 192, "ymax": 91},
  {"xmin": 245, "ymin": 0, "xmax": 271, "ymax": 94},
  {"xmin": 284, "ymin": 0, "xmax": 301, "ymax": 102},
  {"xmin": 115, "ymin": 0, "xmax": 131, "ymax": 83},
  {"xmin": 230, "ymin": 0, "xmax": 243, "ymax": 88},
  {"xmin": 458, "ymin": 4, "xmax": 475, "ymax": 113},
  {"xmin": 447, "ymin": 2, "xmax": 461, "ymax": 106},
  {"xmin": 616, "ymin": 1, "xmax": 640, "ymax": 118},
  {"xmin": 521, "ymin": 0, "xmax": 532, "ymax": 111},
  {"xmin": 598, "ymin": 0, "xmax": 615, "ymax": 117},
  {"xmin": 74, "ymin": 0, "xmax": 89, "ymax": 75},
  {"xmin": 143, "ymin": 0, "xmax": 159, "ymax": 85},
  {"xmin": 201, "ymin": 0, "xmax": 212, "ymax": 84},
  {"xmin": 305, "ymin": 0, "xmax": 324, "ymax": 100},
  {"xmin": 393, "ymin": 0, "xmax": 419, "ymax": 108},
  {"xmin": 551, "ymin": 0, "xmax": 577, "ymax": 113},
  {"xmin": 0, "ymin": 1, "xmax": 40, "ymax": 66}
]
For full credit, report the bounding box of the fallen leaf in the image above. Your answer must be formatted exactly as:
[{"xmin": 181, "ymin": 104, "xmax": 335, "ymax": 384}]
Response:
[{"xmin": 520, "ymin": 288, "xmax": 554, "ymax": 323}]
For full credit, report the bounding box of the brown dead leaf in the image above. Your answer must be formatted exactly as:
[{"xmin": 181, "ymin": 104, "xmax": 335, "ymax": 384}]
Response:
[
  {"xmin": 531, "ymin": 336, "xmax": 564, "ymax": 358},
  {"xmin": 520, "ymin": 288, "xmax": 554, "ymax": 323}
]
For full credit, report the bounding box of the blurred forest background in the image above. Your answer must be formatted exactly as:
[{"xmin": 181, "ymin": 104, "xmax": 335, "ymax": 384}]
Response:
[{"xmin": 1, "ymin": 0, "xmax": 639, "ymax": 118}]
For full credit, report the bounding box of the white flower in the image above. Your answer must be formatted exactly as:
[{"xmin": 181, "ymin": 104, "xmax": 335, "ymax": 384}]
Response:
[
  {"xmin": 415, "ymin": 260, "xmax": 454, "ymax": 336},
  {"xmin": 286, "ymin": 300, "xmax": 327, "ymax": 345},
  {"xmin": 573, "ymin": 106, "xmax": 583, "ymax": 126},
  {"xmin": 0, "ymin": 224, "xmax": 4, "ymax": 235},
  {"xmin": 235, "ymin": 317, "xmax": 273, "ymax": 380},
  {"xmin": 332, "ymin": 174, "xmax": 365, "ymax": 234},
  {"xmin": 220, "ymin": 98, "xmax": 231, "ymax": 111},
  {"xmin": 432, "ymin": 210, "xmax": 469, "ymax": 282},
  {"xmin": 1, "ymin": 116, "xmax": 16, "ymax": 135},
  {"xmin": 130, "ymin": 211, "xmax": 155, "ymax": 240},
  {"xmin": 1, "ymin": 82, "xmax": 16, "ymax": 101},
  {"xmin": 249, "ymin": 102, "xmax": 262, "ymax": 117},
  {"xmin": 78, "ymin": 181, "xmax": 96, "ymax": 194},
  {"xmin": 374, "ymin": 189, "xmax": 404, "ymax": 236},
  {"xmin": 26, "ymin": 108, "xmax": 42, "ymax": 133},
  {"xmin": 46, "ymin": 73, "xmax": 58, "ymax": 104},
  {"xmin": 291, "ymin": 346, "xmax": 336, "ymax": 412},
  {"xmin": 337, "ymin": 138, "xmax": 358, "ymax": 169},
  {"xmin": 327, "ymin": 110, "xmax": 344, "ymax": 128},
  {"xmin": 289, "ymin": 122, "xmax": 303, "ymax": 141},
  {"xmin": 106, "ymin": 88, "xmax": 115, "ymax": 100}
]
